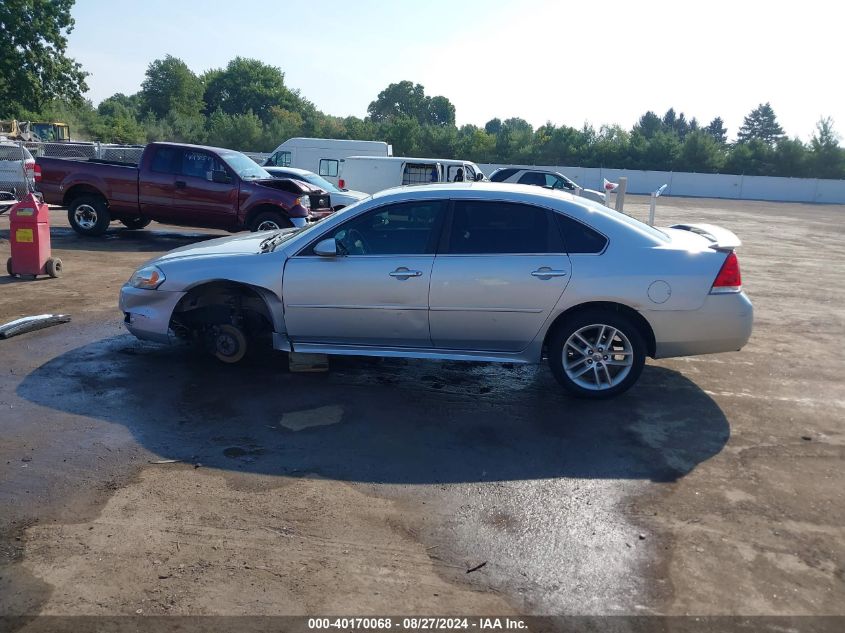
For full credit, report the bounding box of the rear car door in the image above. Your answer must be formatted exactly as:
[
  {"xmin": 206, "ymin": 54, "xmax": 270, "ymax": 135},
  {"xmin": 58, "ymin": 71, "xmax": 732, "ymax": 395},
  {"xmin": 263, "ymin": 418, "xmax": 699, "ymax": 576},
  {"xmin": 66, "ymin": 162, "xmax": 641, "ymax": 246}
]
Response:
[
  {"xmin": 429, "ymin": 200, "xmax": 572, "ymax": 352},
  {"xmin": 284, "ymin": 200, "xmax": 446, "ymax": 347},
  {"xmin": 170, "ymin": 149, "xmax": 237, "ymax": 228}
]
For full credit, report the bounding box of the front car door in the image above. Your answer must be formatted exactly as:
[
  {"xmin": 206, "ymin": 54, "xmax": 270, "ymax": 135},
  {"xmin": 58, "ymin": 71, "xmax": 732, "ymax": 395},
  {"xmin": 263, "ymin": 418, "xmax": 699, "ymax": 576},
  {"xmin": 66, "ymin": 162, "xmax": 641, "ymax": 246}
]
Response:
[
  {"xmin": 170, "ymin": 149, "xmax": 237, "ymax": 228},
  {"xmin": 283, "ymin": 200, "xmax": 446, "ymax": 347},
  {"xmin": 429, "ymin": 200, "xmax": 572, "ymax": 352}
]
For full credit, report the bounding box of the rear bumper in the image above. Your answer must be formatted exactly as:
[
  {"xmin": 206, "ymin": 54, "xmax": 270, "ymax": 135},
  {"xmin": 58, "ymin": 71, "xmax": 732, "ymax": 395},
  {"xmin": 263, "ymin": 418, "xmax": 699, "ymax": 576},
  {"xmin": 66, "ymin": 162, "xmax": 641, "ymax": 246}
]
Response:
[
  {"xmin": 119, "ymin": 285, "xmax": 186, "ymax": 344},
  {"xmin": 648, "ymin": 291, "xmax": 753, "ymax": 359}
]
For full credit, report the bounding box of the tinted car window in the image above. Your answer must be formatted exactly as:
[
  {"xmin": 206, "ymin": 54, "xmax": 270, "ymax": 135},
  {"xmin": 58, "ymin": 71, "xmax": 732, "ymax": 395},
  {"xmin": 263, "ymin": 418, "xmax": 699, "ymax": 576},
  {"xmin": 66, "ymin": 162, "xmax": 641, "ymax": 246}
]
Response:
[
  {"xmin": 517, "ymin": 171, "xmax": 547, "ymax": 186},
  {"xmin": 555, "ymin": 213, "xmax": 608, "ymax": 253},
  {"xmin": 315, "ymin": 201, "xmax": 445, "ymax": 256},
  {"xmin": 150, "ymin": 146, "xmax": 180, "ymax": 174},
  {"xmin": 447, "ymin": 201, "xmax": 564, "ymax": 254},
  {"xmin": 489, "ymin": 168, "xmax": 518, "ymax": 182}
]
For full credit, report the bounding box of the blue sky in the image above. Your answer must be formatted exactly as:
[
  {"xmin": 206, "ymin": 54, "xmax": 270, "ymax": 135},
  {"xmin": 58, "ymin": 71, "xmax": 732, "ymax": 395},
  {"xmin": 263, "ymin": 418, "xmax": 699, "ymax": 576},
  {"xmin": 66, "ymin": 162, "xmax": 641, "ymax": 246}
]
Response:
[{"xmin": 68, "ymin": 0, "xmax": 842, "ymax": 141}]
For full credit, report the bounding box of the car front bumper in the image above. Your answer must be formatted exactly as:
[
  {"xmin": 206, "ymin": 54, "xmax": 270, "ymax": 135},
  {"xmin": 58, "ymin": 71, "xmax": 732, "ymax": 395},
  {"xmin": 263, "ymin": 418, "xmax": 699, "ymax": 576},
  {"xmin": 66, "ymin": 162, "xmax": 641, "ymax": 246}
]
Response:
[
  {"xmin": 119, "ymin": 285, "xmax": 186, "ymax": 344},
  {"xmin": 648, "ymin": 291, "xmax": 753, "ymax": 359}
]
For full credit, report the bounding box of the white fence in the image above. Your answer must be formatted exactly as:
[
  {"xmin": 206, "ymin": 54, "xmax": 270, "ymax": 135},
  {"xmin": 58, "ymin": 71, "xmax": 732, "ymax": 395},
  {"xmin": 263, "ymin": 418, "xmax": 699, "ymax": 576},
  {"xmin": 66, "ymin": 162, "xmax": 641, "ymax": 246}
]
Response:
[{"xmin": 478, "ymin": 164, "xmax": 845, "ymax": 204}]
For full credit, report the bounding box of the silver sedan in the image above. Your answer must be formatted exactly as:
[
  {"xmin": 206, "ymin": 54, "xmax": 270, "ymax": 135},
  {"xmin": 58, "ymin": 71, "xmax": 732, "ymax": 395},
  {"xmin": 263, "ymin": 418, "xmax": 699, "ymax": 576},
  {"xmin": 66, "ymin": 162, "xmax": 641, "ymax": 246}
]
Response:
[{"xmin": 119, "ymin": 183, "xmax": 753, "ymax": 399}]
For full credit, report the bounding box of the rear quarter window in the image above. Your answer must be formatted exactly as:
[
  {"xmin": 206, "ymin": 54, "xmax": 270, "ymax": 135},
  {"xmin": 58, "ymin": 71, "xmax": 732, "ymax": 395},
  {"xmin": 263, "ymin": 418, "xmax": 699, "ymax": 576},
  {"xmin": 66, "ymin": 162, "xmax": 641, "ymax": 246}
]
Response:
[
  {"xmin": 489, "ymin": 168, "xmax": 518, "ymax": 182},
  {"xmin": 555, "ymin": 213, "xmax": 608, "ymax": 254}
]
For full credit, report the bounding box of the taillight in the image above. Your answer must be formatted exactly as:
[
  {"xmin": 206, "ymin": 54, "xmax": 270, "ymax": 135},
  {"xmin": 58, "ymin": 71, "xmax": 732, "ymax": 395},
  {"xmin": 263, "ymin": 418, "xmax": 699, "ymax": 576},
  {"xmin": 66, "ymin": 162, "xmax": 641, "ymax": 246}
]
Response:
[
  {"xmin": 338, "ymin": 179, "xmax": 345, "ymax": 189},
  {"xmin": 26, "ymin": 162, "xmax": 41, "ymax": 182},
  {"xmin": 710, "ymin": 251, "xmax": 741, "ymax": 294}
]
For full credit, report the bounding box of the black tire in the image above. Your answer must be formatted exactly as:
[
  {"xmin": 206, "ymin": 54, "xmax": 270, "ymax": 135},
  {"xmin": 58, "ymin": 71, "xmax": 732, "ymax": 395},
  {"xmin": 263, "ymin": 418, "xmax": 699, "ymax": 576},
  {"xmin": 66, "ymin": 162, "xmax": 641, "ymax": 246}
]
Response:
[
  {"xmin": 45, "ymin": 258, "xmax": 63, "ymax": 278},
  {"xmin": 249, "ymin": 211, "xmax": 292, "ymax": 232},
  {"xmin": 212, "ymin": 324, "xmax": 248, "ymax": 364},
  {"xmin": 120, "ymin": 217, "xmax": 151, "ymax": 230},
  {"xmin": 548, "ymin": 309, "xmax": 646, "ymax": 399},
  {"xmin": 67, "ymin": 195, "xmax": 110, "ymax": 236},
  {"xmin": 6, "ymin": 257, "xmax": 14, "ymax": 276}
]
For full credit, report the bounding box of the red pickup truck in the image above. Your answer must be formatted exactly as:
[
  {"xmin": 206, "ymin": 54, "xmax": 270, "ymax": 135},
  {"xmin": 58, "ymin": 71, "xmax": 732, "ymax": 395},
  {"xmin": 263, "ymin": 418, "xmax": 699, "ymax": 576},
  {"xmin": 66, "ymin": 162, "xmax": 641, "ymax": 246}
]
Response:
[{"xmin": 37, "ymin": 142, "xmax": 334, "ymax": 236}]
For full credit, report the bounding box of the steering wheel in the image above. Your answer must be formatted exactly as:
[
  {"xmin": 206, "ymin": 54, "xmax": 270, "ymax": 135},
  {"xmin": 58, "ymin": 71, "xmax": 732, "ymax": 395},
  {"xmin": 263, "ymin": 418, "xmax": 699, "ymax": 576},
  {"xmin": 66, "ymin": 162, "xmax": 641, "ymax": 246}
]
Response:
[{"xmin": 338, "ymin": 228, "xmax": 370, "ymax": 255}]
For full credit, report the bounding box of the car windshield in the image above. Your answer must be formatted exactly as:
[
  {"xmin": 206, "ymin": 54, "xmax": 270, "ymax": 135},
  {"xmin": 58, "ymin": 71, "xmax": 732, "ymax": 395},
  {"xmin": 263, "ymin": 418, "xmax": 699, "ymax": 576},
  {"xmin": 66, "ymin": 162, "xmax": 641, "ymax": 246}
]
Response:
[{"xmin": 219, "ymin": 151, "xmax": 272, "ymax": 180}]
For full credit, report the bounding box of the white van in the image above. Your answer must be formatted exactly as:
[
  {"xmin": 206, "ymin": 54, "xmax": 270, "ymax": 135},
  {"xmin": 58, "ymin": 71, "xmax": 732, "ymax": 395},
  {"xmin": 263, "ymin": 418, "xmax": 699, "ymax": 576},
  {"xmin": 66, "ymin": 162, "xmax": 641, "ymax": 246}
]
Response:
[
  {"xmin": 264, "ymin": 138, "xmax": 392, "ymax": 187},
  {"xmin": 437, "ymin": 159, "xmax": 487, "ymax": 183},
  {"xmin": 338, "ymin": 156, "xmax": 445, "ymax": 195}
]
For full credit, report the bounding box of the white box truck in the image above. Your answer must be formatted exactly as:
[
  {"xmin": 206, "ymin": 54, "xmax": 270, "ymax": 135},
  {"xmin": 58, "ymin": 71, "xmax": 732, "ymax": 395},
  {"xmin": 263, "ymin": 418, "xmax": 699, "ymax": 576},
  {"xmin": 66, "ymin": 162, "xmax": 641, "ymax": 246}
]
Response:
[
  {"xmin": 264, "ymin": 138, "xmax": 392, "ymax": 187},
  {"xmin": 339, "ymin": 156, "xmax": 486, "ymax": 194}
]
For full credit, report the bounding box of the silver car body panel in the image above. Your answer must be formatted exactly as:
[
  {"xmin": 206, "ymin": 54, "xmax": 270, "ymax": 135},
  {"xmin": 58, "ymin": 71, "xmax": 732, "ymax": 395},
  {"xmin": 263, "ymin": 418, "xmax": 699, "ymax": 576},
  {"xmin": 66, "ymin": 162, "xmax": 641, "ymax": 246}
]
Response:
[{"xmin": 119, "ymin": 183, "xmax": 753, "ymax": 364}]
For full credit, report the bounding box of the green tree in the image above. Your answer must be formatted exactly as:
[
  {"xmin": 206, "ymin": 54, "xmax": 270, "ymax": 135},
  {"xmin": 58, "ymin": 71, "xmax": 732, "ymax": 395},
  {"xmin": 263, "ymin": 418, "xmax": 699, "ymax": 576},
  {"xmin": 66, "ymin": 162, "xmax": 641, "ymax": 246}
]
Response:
[
  {"xmin": 367, "ymin": 81, "xmax": 428, "ymax": 123},
  {"xmin": 678, "ymin": 130, "xmax": 725, "ymax": 172},
  {"xmin": 139, "ymin": 55, "xmax": 204, "ymax": 119},
  {"xmin": 428, "ymin": 95, "xmax": 456, "ymax": 127},
  {"xmin": 203, "ymin": 58, "xmax": 299, "ymax": 122},
  {"xmin": 725, "ymin": 139, "xmax": 774, "ymax": 175},
  {"xmin": 205, "ymin": 109, "xmax": 263, "ymax": 150},
  {"xmin": 484, "ymin": 118, "xmax": 502, "ymax": 135},
  {"xmin": 808, "ymin": 117, "xmax": 845, "ymax": 179},
  {"xmin": 705, "ymin": 117, "xmax": 728, "ymax": 144},
  {"xmin": 771, "ymin": 137, "xmax": 808, "ymax": 177},
  {"xmin": 0, "ymin": 0, "xmax": 88, "ymax": 116},
  {"xmin": 633, "ymin": 111, "xmax": 662, "ymax": 138},
  {"xmin": 737, "ymin": 102, "xmax": 784, "ymax": 145}
]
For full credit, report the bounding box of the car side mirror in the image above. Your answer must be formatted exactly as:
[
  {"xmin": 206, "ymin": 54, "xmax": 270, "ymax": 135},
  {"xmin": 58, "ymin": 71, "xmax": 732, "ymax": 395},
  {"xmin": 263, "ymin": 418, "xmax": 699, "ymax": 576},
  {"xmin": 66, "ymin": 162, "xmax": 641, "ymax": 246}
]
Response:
[
  {"xmin": 210, "ymin": 170, "xmax": 232, "ymax": 184},
  {"xmin": 475, "ymin": 173, "xmax": 484, "ymax": 182},
  {"xmin": 313, "ymin": 238, "xmax": 338, "ymax": 257}
]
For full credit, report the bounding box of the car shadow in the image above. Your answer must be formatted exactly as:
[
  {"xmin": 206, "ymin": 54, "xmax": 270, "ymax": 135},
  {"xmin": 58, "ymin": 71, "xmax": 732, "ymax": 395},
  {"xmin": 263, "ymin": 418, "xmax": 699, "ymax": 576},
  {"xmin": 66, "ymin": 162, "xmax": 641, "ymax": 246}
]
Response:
[
  {"xmin": 0, "ymin": 226, "xmax": 226, "ymax": 254},
  {"xmin": 16, "ymin": 334, "xmax": 730, "ymax": 484}
]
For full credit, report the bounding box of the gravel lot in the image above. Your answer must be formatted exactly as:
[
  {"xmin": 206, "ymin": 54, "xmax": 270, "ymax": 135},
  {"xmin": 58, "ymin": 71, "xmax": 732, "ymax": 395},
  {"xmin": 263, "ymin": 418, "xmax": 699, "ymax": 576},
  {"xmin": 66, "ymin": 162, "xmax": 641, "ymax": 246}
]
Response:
[{"xmin": 0, "ymin": 195, "xmax": 843, "ymax": 622}]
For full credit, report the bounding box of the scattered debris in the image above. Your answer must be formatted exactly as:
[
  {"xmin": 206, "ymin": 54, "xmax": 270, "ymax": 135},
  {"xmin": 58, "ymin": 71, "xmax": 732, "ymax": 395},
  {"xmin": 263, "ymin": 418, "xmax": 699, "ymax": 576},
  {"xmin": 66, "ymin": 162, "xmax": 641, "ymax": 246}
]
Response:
[
  {"xmin": 148, "ymin": 459, "xmax": 181, "ymax": 464},
  {"xmin": 801, "ymin": 435, "xmax": 812, "ymax": 441},
  {"xmin": 466, "ymin": 561, "xmax": 487, "ymax": 574},
  {"xmin": 0, "ymin": 314, "xmax": 71, "ymax": 340},
  {"xmin": 639, "ymin": 533, "xmax": 646, "ymax": 540}
]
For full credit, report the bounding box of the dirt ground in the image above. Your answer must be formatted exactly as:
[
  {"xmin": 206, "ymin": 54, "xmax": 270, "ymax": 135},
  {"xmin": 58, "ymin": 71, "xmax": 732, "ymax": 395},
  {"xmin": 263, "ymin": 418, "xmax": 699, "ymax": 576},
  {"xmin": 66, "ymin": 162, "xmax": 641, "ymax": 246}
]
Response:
[{"xmin": 0, "ymin": 196, "xmax": 843, "ymax": 625}]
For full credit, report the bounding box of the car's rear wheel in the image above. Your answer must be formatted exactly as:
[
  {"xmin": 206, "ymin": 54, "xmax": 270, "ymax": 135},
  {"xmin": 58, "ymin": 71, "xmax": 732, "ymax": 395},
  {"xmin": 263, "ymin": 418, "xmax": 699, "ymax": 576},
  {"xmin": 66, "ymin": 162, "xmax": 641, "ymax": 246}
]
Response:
[
  {"xmin": 548, "ymin": 310, "xmax": 646, "ymax": 399},
  {"xmin": 68, "ymin": 195, "xmax": 110, "ymax": 236},
  {"xmin": 250, "ymin": 211, "xmax": 292, "ymax": 232}
]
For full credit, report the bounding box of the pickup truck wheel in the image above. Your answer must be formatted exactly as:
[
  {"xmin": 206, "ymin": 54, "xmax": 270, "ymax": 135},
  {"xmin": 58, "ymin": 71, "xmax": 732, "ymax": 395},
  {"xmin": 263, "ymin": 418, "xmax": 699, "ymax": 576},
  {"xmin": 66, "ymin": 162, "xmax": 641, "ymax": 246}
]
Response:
[
  {"xmin": 250, "ymin": 211, "xmax": 292, "ymax": 232},
  {"xmin": 120, "ymin": 217, "xmax": 151, "ymax": 230},
  {"xmin": 68, "ymin": 196, "xmax": 111, "ymax": 236}
]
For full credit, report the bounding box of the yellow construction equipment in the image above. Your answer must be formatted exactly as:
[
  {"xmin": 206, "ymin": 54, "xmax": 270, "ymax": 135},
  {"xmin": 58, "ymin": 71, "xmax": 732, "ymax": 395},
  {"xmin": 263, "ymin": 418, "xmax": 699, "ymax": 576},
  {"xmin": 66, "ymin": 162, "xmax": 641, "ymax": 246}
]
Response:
[{"xmin": 0, "ymin": 120, "xmax": 71, "ymax": 142}]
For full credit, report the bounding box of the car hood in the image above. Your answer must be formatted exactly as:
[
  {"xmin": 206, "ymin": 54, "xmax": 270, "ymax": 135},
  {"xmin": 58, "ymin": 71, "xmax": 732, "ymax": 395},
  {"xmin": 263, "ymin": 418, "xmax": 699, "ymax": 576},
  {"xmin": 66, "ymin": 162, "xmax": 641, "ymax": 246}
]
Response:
[{"xmin": 153, "ymin": 229, "xmax": 300, "ymax": 263}]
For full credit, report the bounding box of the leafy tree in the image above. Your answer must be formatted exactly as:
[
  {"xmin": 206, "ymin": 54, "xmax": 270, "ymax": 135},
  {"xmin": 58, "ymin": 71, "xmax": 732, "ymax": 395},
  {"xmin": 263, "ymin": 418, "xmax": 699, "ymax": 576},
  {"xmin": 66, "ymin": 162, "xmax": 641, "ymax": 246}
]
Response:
[
  {"xmin": 139, "ymin": 56, "xmax": 204, "ymax": 119},
  {"xmin": 770, "ymin": 138, "xmax": 808, "ymax": 177},
  {"xmin": 808, "ymin": 117, "xmax": 845, "ymax": 179},
  {"xmin": 205, "ymin": 109, "xmax": 263, "ymax": 150},
  {"xmin": 428, "ymin": 95, "xmax": 456, "ymax": 127},
  {"xmin": 634, "ymin": 111, "xmax": 662, "ymax": 138},
  {"xmin": 203, "ymin": 57, "xmax": 299, "ymax": 122},
  {"xmin": 662, "ymin": 108, "xmax": 677, "ymax": 130},
  {"xmin": 367, "ymin": 81, "xmax": 428, "ymax": 123},
  {"xmin": 737, "ymin": 102, "xmax": 784, "ymax": 145},
  {"xmin": 705, "ymin": 117, "xmax": 728, "ymax": 144},
  {"xmin": 484, "ymin": 118, "xmax": 502, "ymax": 135},
  {"xmin": 0, "ymin": 0, "xmax": 88, "ymax": 116},
  {"xmin": 678, "ymin": 130, "xmax": 725, "ymax": 172},
  {"xmin": 379, "ymin": 116, "xmax": 422, "ymax": 155}
]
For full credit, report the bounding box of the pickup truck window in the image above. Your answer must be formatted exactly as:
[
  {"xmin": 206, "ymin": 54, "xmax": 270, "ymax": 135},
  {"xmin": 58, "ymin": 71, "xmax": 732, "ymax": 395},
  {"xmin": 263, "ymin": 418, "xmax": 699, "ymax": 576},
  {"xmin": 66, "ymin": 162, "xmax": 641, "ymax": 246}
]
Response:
[
  {"xmin": 182, "ymin": 150, "xmax": 226, "ymax": 179},
  {"xmin": 151, "ymin": 146, "xmax": 180, "ymax": 174}
]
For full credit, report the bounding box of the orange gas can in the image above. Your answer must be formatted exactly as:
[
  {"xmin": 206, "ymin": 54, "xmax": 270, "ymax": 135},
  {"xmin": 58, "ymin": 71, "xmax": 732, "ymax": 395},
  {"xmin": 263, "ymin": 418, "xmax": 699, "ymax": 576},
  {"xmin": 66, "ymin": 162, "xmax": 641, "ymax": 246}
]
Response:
[{"xmin": 7, "ymin": 192, "xmax": 62, "ymax": 279}]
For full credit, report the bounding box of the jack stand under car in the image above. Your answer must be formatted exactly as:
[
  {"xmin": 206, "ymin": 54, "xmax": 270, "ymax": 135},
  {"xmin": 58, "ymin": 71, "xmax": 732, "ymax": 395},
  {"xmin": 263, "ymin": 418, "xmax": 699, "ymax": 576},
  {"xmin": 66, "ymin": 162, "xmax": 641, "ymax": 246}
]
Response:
[{"xmin": 7, "ymin": 192, "xmax": 62, "ymax": 279}]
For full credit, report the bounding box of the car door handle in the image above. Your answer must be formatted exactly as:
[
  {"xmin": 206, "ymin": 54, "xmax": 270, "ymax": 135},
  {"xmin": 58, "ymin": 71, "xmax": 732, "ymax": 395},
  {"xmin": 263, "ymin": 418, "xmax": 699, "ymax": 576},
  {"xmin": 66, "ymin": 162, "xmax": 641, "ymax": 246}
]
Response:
[
  {"xmin": 389, "ymin": 268, "xmax": 423, "ymax": 278},
  {"xmin": 175, "ymin": 180, "xmax": 187, "ymax": 189},
  {"xmin": 531, "ymin": 267, "xmax": 568, "ymax": 279}
]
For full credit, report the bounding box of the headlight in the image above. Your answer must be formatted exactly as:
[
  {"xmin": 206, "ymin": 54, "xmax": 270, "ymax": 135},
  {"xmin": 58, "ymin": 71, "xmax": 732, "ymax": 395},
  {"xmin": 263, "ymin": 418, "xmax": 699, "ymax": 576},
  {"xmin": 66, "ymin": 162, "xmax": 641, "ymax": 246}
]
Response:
[
  {"xmin": 129, "ymin": 265, "xmax": 166, "ymax": 289},
  {"xmin": 296, "ymin": 195, "xmax": 311, "ymax": 210}
]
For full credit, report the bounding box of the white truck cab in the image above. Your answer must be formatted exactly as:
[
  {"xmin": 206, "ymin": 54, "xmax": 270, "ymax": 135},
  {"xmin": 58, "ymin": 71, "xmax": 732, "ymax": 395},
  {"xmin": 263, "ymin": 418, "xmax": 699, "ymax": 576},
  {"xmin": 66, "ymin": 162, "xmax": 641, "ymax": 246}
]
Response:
[{"xmin": 338, "ymin": 156, "xmax": 444, "ymax": 195}]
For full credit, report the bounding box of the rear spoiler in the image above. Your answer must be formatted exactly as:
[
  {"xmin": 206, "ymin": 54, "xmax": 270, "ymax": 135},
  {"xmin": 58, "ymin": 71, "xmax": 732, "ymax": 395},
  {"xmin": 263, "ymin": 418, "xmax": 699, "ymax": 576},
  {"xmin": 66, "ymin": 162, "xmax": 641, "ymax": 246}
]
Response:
[{"xmin": 669, "ymin": 223, "xmax": 741, "ymax": 251}]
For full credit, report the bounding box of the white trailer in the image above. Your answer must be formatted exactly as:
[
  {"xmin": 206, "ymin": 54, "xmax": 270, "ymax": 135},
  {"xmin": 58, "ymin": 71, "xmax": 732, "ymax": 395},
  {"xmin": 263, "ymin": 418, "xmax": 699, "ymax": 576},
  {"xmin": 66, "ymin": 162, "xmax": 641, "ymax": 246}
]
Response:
[
  {"xmin": 264, "ymin": 138, "xmax": 392, "ymax": 187},
  {"xmin": 338, "ymin": 156, "xmax": 445, "ymax": 195}
]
